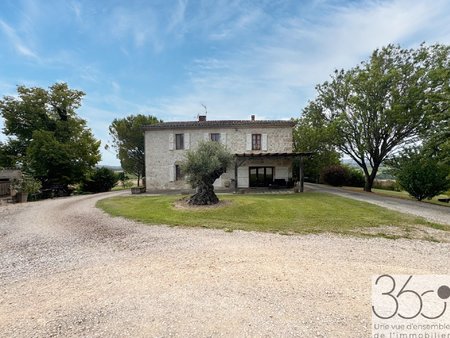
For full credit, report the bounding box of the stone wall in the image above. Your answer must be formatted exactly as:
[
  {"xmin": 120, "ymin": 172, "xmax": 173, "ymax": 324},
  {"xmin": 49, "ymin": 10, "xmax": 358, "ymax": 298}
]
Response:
[{"xmin": 145, "ymin": 126, "xmax": 293, "ymax": 189}]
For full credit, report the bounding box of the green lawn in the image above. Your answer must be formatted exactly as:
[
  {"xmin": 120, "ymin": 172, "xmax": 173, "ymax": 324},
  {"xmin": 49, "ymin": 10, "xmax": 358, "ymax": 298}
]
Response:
[
  {"xmin": 97, "ymin": 193, "xmax": 448, "ymax": 239},
  {"xmin": 343, "ymin": 187, "xmax": 450, "ymax": 207}
]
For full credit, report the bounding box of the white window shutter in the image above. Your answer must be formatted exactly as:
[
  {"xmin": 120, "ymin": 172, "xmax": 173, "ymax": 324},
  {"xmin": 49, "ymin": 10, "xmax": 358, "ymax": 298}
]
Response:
[
  {"xmin": 246, "ymin": 134, "xmax": 252, "ymax": 151},
  {"xmin": 262, "ymin": 134, "xmax": 268, "ymax": 151},
  {"xmin": 220, "ymin": 133, "xmax": 227, "ymax": 145},
  {"xmin": 185, "ymin": 133, "xmax": 190, "ymax": 149},
  {"xmin": 169, "ymin": 134, "xmax": 174, "ymax": 150},
  {"xmin": 169, "ymin": 165, "xmax": 175, "ymax": 182},
  {"xmin": 204, "ymin": 132, "xmax": 209, "ymax": 141}
]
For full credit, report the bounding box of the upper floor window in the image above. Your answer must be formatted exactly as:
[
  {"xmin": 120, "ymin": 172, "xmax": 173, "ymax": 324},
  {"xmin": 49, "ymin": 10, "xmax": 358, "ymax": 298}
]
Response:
[
  {"xmin": 252, "ymin": 134, "xmax": 261, "ymax": 150},
  {"xmin": 175, "ymin": 133, "xmax": 184, "ymax": 150},
  {"xmin": 210, "ymin": 133, "xmax": 221, "ymax": 142}
]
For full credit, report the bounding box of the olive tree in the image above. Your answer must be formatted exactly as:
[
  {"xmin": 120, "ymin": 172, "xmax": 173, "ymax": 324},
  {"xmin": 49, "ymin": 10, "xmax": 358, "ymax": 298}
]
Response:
[{"xmin": 182, "ymin": 141, "xmax": 233, "ymax": 205}]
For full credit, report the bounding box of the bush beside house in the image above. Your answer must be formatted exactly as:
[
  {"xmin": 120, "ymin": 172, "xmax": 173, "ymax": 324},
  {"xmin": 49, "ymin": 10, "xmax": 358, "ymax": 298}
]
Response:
[
  {"xmin": 81, "ymin": 167, "xmax": 118, "ymax": 193},
  {"xmin": 320, "ymin": 164, "xmax": 365, "ymax": 187}
]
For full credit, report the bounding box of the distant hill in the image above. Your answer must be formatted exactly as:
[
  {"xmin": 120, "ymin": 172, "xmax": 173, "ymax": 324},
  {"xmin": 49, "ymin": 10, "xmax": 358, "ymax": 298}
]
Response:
[
  {"xmin": 97, "ymin": 165, "xmax": 123, "ymax": 172},
  {"xmin": 341, "ymin": 159, "xmax": 395, "ymax": 180},
  {"xmin": 341, "ymin": 158, "xmax": 359, "ymax": 168}
]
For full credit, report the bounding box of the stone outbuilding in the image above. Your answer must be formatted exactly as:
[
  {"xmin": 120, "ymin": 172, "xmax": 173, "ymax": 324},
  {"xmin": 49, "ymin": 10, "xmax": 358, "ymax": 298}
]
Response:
[{"xmin": 0, "ymin": 168, "xmax": 21, "ymax": 203}]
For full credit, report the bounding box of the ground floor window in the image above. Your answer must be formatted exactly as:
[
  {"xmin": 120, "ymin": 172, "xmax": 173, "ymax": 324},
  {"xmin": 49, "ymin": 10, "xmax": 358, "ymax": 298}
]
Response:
[
  {"xmin": 249, "ymin": 167, "xmax": 273, "ymax": 187},
  {"xmin": 175, "ymin": 164, "xmax": 183, "ymax": 181}
]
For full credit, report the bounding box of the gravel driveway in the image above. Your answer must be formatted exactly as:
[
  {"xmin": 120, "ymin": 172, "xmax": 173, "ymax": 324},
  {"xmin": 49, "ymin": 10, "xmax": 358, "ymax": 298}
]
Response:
[
  {"xmin": 305, "ymin": 183, "xmax": 450, "ymax": 225},
  {"xmin": 1, "ymin": 192, "xmax": 449, "ymax": 337}
]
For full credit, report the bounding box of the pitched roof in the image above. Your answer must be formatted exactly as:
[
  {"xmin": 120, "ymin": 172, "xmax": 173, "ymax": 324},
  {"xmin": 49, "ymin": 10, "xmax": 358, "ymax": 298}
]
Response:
[
  {"xmin": 142, "ymin": 119, "xmax": 295, "ymax": 131},
  {"xmin": 235, "ymin": 152, "xmax": 314, "ymax": 157}
]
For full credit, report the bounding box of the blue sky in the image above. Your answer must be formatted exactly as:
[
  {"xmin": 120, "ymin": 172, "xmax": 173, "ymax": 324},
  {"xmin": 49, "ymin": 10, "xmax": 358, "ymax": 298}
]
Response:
[{"xmin": 1, "ymin": 0, "xmax": 449, "ymax": 165}]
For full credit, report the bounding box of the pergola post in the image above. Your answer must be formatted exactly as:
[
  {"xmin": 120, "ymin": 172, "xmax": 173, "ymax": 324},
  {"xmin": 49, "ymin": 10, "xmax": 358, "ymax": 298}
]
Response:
[
  {"xmin": 300, "ymin": 156, "xmax": 305, "ymax": 192},
  {"xmin": 234, "ymin": 159, "xmax": 238, "ymax": 193},
  {"xmin": 299, "ymin": 155, "xmax": 304, "ymax": 193}
]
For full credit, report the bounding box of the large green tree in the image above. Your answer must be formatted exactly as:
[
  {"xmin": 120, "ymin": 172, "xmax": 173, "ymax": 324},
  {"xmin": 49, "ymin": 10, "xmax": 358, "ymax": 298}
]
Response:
[
  {"xmin": 109, "ymin": 114, "xmax": 161, "ymax": 186},
  {"xmin": 293, "ymin": 102, "xmax": 340, "ymax": 182},
  {"xmin": 0, "ymin": 142, "xmax": 15, "ymax": 168},
  {"xmin": 421, "ymin": 47, "xmax": 450, "ymax": 166},
  {"xmin": 308, "ymin": 44, "xmax": 449, "ymax": 191},
  {"xmin": 182, "ymin": 141, "xmax": 233, "ymax": 205},
  {"xmin": 0, "ymin": 83, "xmax": 101, "ymax": 188}
]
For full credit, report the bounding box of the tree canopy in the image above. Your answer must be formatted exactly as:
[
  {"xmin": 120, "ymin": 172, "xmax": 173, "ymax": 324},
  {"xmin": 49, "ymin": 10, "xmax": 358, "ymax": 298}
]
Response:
[
  {"xmin": 0, "ymin": 83, "xmax": 101, "ymax": 189},
  {"xmin": 182, "ymin": 141, "xmax": 233, "ymax": 205},
  {"xmin": 293, "ymin": 102, "xmax": 340, "ymax": 182},
  {"xmin": 109, "ymin": 114, "xmax": 160, "ymax": 186},
  {"xmin": 304, "ymin": 43, "xmax": 450, "ymax": 191}
]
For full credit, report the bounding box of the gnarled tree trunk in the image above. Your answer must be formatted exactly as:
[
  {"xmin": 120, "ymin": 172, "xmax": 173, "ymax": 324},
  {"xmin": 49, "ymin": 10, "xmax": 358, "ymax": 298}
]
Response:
[{"xmin": 188, "ymin": 181, "xmax": 219, "ymax": 205}]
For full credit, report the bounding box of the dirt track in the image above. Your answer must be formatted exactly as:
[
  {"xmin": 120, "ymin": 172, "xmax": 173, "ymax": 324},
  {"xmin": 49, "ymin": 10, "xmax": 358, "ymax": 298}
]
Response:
[{"xmin": 1, "ymin": 192, "xmax": 449, "ymax": 337}]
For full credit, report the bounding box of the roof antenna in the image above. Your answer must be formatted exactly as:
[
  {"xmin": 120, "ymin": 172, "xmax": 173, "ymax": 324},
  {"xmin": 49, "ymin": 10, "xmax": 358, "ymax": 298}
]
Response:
[{"xmin": 201, "ymin": 103, "xmax": 207, "ymax": 116}]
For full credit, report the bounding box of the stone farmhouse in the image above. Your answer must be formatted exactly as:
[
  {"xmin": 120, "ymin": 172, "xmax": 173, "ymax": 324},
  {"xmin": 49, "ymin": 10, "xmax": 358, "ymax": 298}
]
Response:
[{"xmin": 143, "ymin": 115, "xmax": 308, "ymax": 191}]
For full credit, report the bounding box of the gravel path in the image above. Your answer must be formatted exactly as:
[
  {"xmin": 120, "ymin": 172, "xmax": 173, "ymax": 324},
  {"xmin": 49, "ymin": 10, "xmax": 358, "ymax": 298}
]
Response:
[
  {"xmin": 305, "ymin": 183, "xmax": 450, "ymax": 225},
  {"xmin": 1, "ymin": 192, "xmax": 449, "ymax": 337}
]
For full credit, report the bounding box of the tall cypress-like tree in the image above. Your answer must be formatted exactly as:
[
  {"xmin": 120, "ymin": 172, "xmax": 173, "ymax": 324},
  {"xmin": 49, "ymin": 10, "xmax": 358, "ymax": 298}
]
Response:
[{"xmin": 109, "ymin": 114, "xmax": 161, "ymax": 186}]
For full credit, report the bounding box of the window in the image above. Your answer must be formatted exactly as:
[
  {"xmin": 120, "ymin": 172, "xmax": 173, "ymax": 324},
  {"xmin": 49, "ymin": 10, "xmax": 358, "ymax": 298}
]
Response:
[
  {"xmin": 252, "ymin": 134, "xmax": 261, "ymax": 150},
  {"xmin": 210, "ymin": 133, "xmax": 221, "ymax": 142},
  {"xmin": 249, "ymin": 167, "xmax": 273, "ymax": 187},
  {"xmin": 175, "ymin": 133, "xmax": 184, "ymax": 150},
  {"xmin": 175, "ymin": 164, "xmax": 183, "ymax": 181}
]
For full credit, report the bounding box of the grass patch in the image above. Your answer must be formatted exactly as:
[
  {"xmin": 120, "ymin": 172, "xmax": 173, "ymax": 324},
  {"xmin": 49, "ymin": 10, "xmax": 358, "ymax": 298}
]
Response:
[
  {"xmin": 343, "ymin": 187, "xmax": 450, "ymax": 207},
  {"xmin": 96, "ymin": 192, "xmax": 448, "ymax": 238}
]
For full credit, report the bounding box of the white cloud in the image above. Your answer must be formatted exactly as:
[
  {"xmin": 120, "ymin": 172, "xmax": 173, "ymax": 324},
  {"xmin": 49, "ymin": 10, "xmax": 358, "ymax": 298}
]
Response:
[
  {"xmin": 2, "ymin": 0, "xmax": 449, "ymax": 165},
  {"xmin": 167, "ymin": 0, "xmax": 188, "ymax": 34},
  {"xmin": 109, "ymin": 6, "xmax": 161, "ymax": 50},
  {"xmin": 111, "ymin": 81, "xmax": 120, "ymax": 93},
  {"xmin": 70, "ymin": 1, "xmax": 82, "ymax": 21},
  {"xmin": 0, "ymin": 19, "xmax": 38, "ymax": 59},
  {"xmin": 207, "ymin": 10, "xmax": 264, "ymax": 41},
  {"xmin": 152, "ymin": 0, "xmax": 450, "ymax": 121}
]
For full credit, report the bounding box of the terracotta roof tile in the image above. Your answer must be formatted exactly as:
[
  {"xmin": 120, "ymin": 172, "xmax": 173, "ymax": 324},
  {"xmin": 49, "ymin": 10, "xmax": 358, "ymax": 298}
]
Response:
[{"xmin": 143, "ymin": 120, "xmax": 295, "ymax": 130}]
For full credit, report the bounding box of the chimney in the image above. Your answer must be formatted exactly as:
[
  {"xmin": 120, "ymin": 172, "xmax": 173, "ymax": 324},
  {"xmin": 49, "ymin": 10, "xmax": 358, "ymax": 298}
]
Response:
[
  {"xmin": 198, "ymin": 115, "xmax": 206, "ymax": 122},
  {"xmin": 251, "ymin": 114, "xmax": 255, "ymax": 121}
]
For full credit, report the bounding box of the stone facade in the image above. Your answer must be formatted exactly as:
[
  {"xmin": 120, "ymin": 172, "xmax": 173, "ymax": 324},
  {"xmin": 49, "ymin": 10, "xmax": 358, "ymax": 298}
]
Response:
[{"xmin": 144, "ymin": 119, "xmax": 295, "ymax": 190}]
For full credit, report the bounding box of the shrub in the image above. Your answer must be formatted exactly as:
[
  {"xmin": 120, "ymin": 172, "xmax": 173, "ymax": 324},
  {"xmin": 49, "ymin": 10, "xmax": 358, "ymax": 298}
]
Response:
[
  {"xmin": 117, "ymin": 172, "xmax": 133, "ymax": 188},
  {"xmin": 320, "ymin": 165, "xmax": 348, "ymax": 186},
  {"xmin": 396, "ymin": 155, "xmax": 450, "ymax": 201},
  {"xmin": 82, "ymin": 167, "xmax": 118, "ymax": 193},
  {"xmin": 12, "ymin": 175, "xmax": 42, "ymax": 194},
  {"xmin": 345, "ymin": 166, "xmax": 365, "ymax": 187}
]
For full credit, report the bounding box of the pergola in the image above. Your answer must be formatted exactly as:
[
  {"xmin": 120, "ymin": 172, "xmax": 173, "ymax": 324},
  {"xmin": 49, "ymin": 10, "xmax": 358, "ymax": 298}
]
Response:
[{"xmin": 233, "ymin": 152, "xmax": 314, "ymax": 193}]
